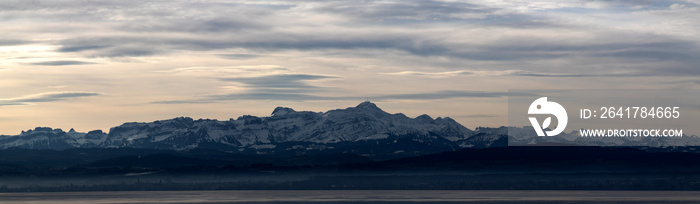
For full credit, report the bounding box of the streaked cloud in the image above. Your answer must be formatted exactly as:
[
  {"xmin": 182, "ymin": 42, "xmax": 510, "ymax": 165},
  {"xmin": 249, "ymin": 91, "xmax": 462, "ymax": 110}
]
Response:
[
  {"xmin": 313, "ymin": 0, "xmax": 497, "ymax": 21},
  {"xmin": 0, "ymin": 39, "xmax": 33, "ymax": 46},
  {"xmin": 209, "ymin": 92, "xmax": 335, "ymax": 101},
  {"xmin": 386, "ymin": 70, "xmax": 653, "ymax": 78},
  {"xmin": 221, "ymin": 74, "xmax": 338, "ymax": 89},
  {"xmin": 165, "ymin": 65, "xmax": 290, "ymax": 76},
  {"xmin": 513, "ymin": 71, "xmax": 648, "ymax": 78},
  {"xmin": 384, "ymin": 70, "xmax": 474, "ymax": 78},
  {"xmin": 0, "ymin": 92, "xmax": 100, "ymax": 106},
  {"xmin": 150, "ymin": 100, "xmax": 213, "ymax": 105},
  {"xmin": 216, "ymin": 54, "xmax": 260, "ymax": 60},
  {"xmin": 27, "ymin": 60, "xmax": 96, "ymax": 66}
]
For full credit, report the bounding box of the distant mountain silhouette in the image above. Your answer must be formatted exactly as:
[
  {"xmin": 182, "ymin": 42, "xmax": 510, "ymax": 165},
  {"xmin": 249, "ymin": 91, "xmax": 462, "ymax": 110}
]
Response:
[{"xmin": 0, "ymin": 102, "xmax": 506, "ymax": 158}]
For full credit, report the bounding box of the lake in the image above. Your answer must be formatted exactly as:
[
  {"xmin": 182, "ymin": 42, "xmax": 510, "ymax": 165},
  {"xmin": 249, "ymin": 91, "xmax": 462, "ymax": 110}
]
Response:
[{"xmin": 1, "ymin": 190, "xmax": 699, "ymax": 203}]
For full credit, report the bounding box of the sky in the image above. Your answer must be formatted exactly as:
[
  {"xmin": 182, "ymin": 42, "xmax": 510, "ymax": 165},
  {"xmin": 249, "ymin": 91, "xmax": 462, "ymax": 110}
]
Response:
[{"xmin": 1, "ymin": 0, "xmax": 699, "ymax": 135}]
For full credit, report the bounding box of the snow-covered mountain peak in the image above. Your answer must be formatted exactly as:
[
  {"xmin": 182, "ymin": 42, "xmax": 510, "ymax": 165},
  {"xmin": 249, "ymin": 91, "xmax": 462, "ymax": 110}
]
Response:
[
  {"xmin": 435, "ymin": 117, "xmax": 457, "ymax": 123},
  {"xmin": 20, "ymin": 127, "xmax": 64, "ymax": 136},
  {"xmin": 272, "ymin": 107, "xmax": 296, "ymax": 116},
  {"xmin": 355, "ymin": 101, "xmax": 381, "ymax": 110},
  {"xmin": 416, "ymin": 114, "xmax": 433, "ymax": 122}
]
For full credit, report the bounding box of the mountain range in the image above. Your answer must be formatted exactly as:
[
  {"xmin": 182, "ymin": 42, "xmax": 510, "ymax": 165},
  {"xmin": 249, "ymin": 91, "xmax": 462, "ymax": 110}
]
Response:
[
  {"xmin": 1, "ymin": 102, "xmax": 700, "ymax": 192},
  {"xmin": 0, "ymin": 102, "xmax": 506, "ymax": 158}
]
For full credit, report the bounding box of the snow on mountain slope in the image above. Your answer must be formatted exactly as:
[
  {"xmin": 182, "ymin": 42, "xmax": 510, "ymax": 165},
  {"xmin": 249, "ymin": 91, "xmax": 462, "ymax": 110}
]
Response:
[{"xmin": 0, "ymin": 102, "xmax": 498, "ymax": 151}]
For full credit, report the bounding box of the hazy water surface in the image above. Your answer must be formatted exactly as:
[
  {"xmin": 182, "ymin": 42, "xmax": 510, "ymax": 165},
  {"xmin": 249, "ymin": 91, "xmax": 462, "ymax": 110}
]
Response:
[{"xmin": 1, "ymin": 190, "xmax": 699, "ymax": 203}]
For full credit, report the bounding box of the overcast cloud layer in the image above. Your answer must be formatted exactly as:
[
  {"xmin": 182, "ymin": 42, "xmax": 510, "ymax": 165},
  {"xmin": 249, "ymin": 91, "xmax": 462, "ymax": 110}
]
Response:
[{"xmin": 1, "ymin": 0, "xmax": 699, "ymax": 134}]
